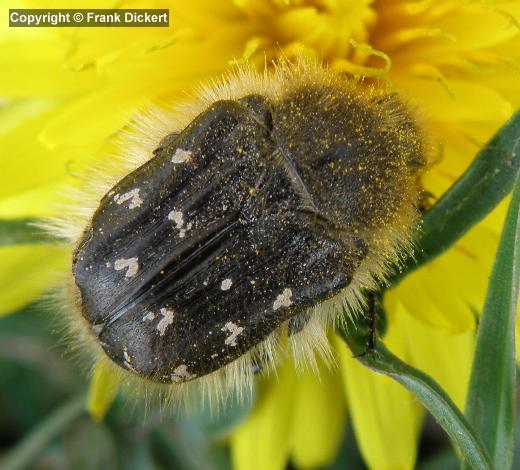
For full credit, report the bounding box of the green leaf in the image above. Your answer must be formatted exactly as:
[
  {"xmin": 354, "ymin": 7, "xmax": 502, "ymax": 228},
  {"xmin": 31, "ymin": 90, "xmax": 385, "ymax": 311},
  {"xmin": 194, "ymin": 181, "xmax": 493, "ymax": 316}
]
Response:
[
  {"xmin": 339, "ymin": 318, "xmax": 493, "ymax": 470},
  {"xmin": 0, "ymin": 218, "xmax": 58, "ymax": 246},
  {"xmin": 0, "ymin": 394, "xmax": 87, "ymax": 470},
  {"xmin": 463, "ymin": 174, "xmax": 520, "ymax": 470},
  {"xmin": 391, "ymin": 109, "xmax": 520, "ymax": 284}
]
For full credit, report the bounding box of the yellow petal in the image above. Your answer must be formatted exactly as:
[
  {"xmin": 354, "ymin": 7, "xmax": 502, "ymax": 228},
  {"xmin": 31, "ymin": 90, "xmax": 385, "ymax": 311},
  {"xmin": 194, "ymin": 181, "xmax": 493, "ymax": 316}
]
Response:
[
  {"xmin": 39, "ymin": 83, "xmax": 154, "ymax": 149},
  {"xmin": 479, "ymin": 197, "xmax": 509, "ymax": 236},
  {"xmin": 0, "ymin": 98, "xmax": 56, "ymax": 135},
  {"xmin": 290, "ymin": 361, "xmax": 346, "ymax": 469},
  {"xmin": 0, "ymin": 244, "xmax": 68, "ymax": 316},
  {"xmin": 231, "ymin": 359, "xmax": 296, "ymax": 470},
  {"xmin": 0, "ymin": 101, "xmax": 98, "ymax": 201},
  {"xmin": 334, "ymin": 335, "xmax": 423, "ymax": 470},
  {"xmin": 432, "ymin": 3, "xmax": 520, "ymax": 50},
  {"xmin": 423, "ymin": 118, "xmax": 505, "ymax": 198},
  {"xmin": 393, "ymin": 305, "xmax": 474, "ymax": 410},
  {"xmin": 88, "ymin": 361, "xmax": 120, "ymax": 422},
  {"xmin": 0, "ymin": 179, "xmax": 72, "ymax": 218},
  {"xmin": 413, "ymin": 263, "xmax": 476, "ymax": 329},
  {"xmin": 393, "ymin": 77, "xmax": 513, "ymax": 125},
  {"xmin": 386, "ymin": 210, "xmax": 500, "ymax": 333},
  {"xmin": 387, "ymin": 269, "xmax": 473, "ymax": 333},
  {"xmin": 0, "ymin": 39, "xmax": 103, "ymax": 98},
  {"xmin": 39, "ymin": 42, "xmax": 234, "ymax": 150}
]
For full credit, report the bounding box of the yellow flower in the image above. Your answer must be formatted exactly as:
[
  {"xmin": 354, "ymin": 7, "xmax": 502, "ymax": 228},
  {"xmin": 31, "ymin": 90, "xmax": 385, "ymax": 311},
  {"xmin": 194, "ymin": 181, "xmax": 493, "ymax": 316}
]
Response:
[{"xmin": 0, "ymin": 1, "xmax": 518, "ymax": 469}]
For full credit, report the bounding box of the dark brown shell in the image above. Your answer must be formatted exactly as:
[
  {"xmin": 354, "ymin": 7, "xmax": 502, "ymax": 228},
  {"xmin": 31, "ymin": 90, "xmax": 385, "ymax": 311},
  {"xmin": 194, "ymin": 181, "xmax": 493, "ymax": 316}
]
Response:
[{"xmin": 73, "ymin": 85, "xmax": 424, "ymax": 384}]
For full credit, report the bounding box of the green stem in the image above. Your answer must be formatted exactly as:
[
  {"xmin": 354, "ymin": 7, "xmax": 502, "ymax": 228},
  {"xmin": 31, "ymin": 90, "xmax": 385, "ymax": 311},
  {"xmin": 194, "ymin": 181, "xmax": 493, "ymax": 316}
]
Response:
[
  {"xmin": 340, "ymin": 320, "xmax": 494, "ymax": 470},
  {"xmin": 462, "ymin": 175, "xmax": 520, "ymax": 469}
]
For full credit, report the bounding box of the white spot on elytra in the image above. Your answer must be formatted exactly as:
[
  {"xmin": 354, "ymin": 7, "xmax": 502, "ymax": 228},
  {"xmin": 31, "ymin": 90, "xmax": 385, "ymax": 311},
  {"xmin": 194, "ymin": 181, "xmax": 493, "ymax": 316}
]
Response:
[
  {"xmin": 114, "ymin": 188, "xmax": 143, "ymax": 209},
  {"xmin": 221, "ymin": 278, "xmax": 233, "ymax": 291},
  {"xmin": 171, "ymin": 364, "xmax": 196, "ymax": 383},
  {"xmin": 123, "ymin": 347, "xmax": 135, "ymax": 370},
  {"xmin": 179, "ymin": 222, "xmax": 193, "ymax": 238},
  {"xmin": 168, "ymin": 210, "xmax": 184, "ymax": 228},
  {"xmin": 114, "ymin": 257, "xmax": 139, "ymax": 278},
  {"xmin": 273, "ymin": 288, "xmax": 293, "ymax": 310},
  {"xmin": 156, "ymin": 308, "xmax": 174, "ymax": 336},
  {"xmin": 221, "ymin": 321, "xmax": 244, "ymax": 347},
  {"xmin": 143, "ymin": 311, "xmax": 156, "ymax": 322},
  {"xmin": 171, "ymin": 148, "xmax": 192, "ymax": 164}
]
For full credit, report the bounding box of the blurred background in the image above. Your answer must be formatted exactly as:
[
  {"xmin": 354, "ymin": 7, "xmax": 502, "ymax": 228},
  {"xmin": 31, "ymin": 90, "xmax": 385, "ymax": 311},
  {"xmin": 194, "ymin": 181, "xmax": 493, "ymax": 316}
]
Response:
[{"xmin": 1, "ymin": 301, "xmax": 519, "ymax": 469}]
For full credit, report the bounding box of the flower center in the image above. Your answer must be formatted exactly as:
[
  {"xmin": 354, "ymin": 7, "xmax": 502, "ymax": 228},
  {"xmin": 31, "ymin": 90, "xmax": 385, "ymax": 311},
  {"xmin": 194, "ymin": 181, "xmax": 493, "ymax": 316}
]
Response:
[{"xmin": 235, "ymin": 0, "xmax": 377, "ymax": 61}]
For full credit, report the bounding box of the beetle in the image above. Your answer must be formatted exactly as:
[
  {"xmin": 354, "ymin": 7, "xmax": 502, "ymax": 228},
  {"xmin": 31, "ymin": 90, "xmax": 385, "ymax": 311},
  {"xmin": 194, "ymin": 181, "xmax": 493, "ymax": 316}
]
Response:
[{"xmin": 64, "ymin": 60, "xmax": 426, "ymax": 390}]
